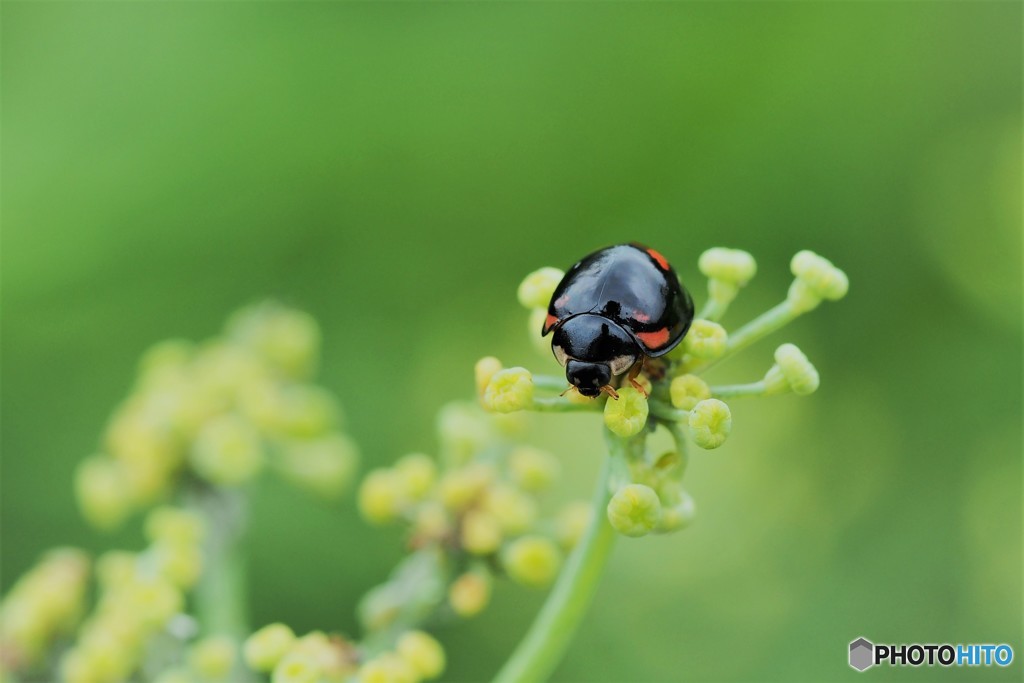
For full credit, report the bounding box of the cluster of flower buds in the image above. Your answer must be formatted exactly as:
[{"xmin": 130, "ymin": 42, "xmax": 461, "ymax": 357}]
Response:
[
  {"xmin": 474, "ymin": 247, "xmax": 848, "ymax": 540},
  {"xmin": 353, "ymin": 400, "xmax": 588, "ymax": 652},
  {"xmin": 74, "ymin": 302, "xmax": 358, "ymax": 530},
  {"xmin": 58, "ymin": 506, "xmax": 210, "ymax": 683},
  {"xmin": 240, "ymin": 623, "xmax": 362, "ymax": 683},
  {"xmin": 0, "ymin": 549, "xmax": 90, "ymax": 671}
]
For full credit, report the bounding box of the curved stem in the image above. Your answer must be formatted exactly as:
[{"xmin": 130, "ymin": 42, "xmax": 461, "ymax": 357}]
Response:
[
  {"xmin": 711, "ymin": 380, "xmax": 768, "ymax": 399},
  {"xmin": 532, "ymin": 397, "xmax": 602, "ymax": 413},
  {"xmin": 493, "ymin": 435, "xmax": 621, "ymax": 683},
  {"xmin": 689, "ymin": 299, "xmax": 798, "ymax": 374}
]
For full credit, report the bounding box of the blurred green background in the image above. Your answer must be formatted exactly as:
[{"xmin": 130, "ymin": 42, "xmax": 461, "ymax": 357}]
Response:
[{"xmin": 3, "ymin": 2, "xmax": 1021, "ymax": 681}]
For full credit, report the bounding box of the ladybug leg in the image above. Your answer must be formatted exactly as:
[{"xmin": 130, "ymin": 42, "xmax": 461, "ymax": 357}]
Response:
[
  {"xmin": 627, "ymin": 358, "xmax": 649, "ymax": 398},
  {"xmin": 599, "ymin": 385, "xmax": 620, "ymax": 400}
]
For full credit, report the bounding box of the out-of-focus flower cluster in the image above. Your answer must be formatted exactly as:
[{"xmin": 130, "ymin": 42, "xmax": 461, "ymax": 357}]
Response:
[
  {"xmin": 2, "ymin": 303, "xmax": 360, "ymax": 683},
  {"xmin": 349, "ymin": 401, "xmax": 587, "ymax": 660},
  {"xmin": 57, "ymin": 506, "xmax": 215, "ymax": 683},
  {"xmin": 479, "ymin": 247, "xmax": 849, "ymax": 539},
  {"xmin": 75, "ymin": 302, "xmax": 358, "ymax": 530},
  {"xmin": 0, "ymin": 549, "xmax": 90, "ymax": 671}
]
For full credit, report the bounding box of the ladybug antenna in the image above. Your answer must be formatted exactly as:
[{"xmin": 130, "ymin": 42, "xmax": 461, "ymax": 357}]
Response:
[{"xmin": 599, "ymin": 385, "xmax": 620, "ymax": 400}]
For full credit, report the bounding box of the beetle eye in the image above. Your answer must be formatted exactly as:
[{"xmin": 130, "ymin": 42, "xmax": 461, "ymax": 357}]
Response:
[
  {"xmin": 552, "ymin": 344, "xmax": 569, "ymax": 367},
  {"xmin": 608, "ymin": 355, "xmax": 636, "ymax": 376}
]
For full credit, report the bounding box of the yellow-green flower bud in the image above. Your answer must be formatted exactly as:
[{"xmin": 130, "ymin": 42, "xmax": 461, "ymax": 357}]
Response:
[
  {"xmin": 482, "ymin": 484, "xmax": 537, "ymax": 535},
  {"xmin": 75, "ymin": 456, "xmax": 133, "ymax": 530},
  {"xmin": 688, "ymin": 399, "xmax": 732, "ymax": 449},
  {"xmin": 360, "ymin": 653, "xmax": 419, "ymax": 683},
  {"xmin": 527, "ymin": 307, "xmax": 551, "ymax": 355},
  {"xmin": 269, "ymin": 385, "xmax": 341, "ymax": 439},
  {"xmin": 507, "ymin": 447, "xmax": 560, "ymax": 492},
  {"xmin": 122, "ymin": 457, "xmax": 173, "ymax": 507},
  {"xmin": 682, "ymin": 320, "xmax": 728, "ymax": 360},
  {"xmin": 669, "ymin": 374, "xmax": 710, "ymax": 411},
  {"xmin": 474, "ymin": 357, "xmax": 503, "ymax": 397},
  {"xmin": 96, "ymin": 551, "xmax": 137, "ymax": 589},
  {"xmin": 272, "ymin": 650, "xmax": 321, "ymax": 683},
  {"xmin": 78, "ymin": 623, "xmax": 134, "ymax": 681},
  {"xmin": 144, "ymin": 507, "xmax": 206, "ymax": 547},
  {"xmin": 413, "ymin": 501, "xmax": 452, "ymax": 540},
  {"xmin": 277, "ymin": 434, "xmax": 359, "ymax": 500},
  {"xmin": 152, "ymin": 542, "xmax": 203, "ymax": 589},
  {"xmin": 502, "ymin": 536, "xmax": 562, "ymax": 587},
  {"xmin": 153, "ymin": 668, "xmax": 195, "ymax": 683},
  {"xmin": 104, "ymin": 403, "xmax": 179, "ymax": 468},
  {"xmin": 698, "ymin": 248, "xmax": 757, "ymax": 285},
  {"xmin": 603, "ymin": 385, "xmax": 648, "ymax": 437},
  {"xmin": 358, "ymin": 469, "xmax": 406, "ymax": 524},
  {"xmin": 438, "ymin": 463, "xmax": 495, "ymax": 511},
  {"xmin": 394, "ymin": 453, "xmax": 437, "ymax": 500},
  {"xmin": 190, "ymin": 415, "xmax": 264, "ymax": 486},
  {"xmin": 517, "ymin": 267, "xmax": 564, "ymax": 309},
  {"xmin": 244, "ymin": 623, "xmax": 296, "ymax": 672},
  {"xmin": 60, "ymin": 648, "xmax": 97, "ymax": 683},
  {"xmin": 607, "ymin": 484, "xmax": 661, "ymax": 537},
  {"xmin": 765, "ymin": 343, "xmax": 820, "ymax": 395},
  {"xmin": 1, "ymin": 549, "xmax": 90, "ymax": 664},
  {"xmin": 555, "ymin": 501, "xmax": 592, "ymax": 548},
  {"xmin": 227, "ymin": 302, "xmax": 321, "ymax": 379},
  {"xmin": 461, "ymin": 510, "xmax": 503, "ymax": 555},
  {"xmin": 289, "ymin": 631, "xmax": 350, "ymax": 679},
  {"xmin": 448, "ymin": 571, "xmax": 492, "ymax": 618},
  {"xmin": 188, "ymin": 635, "xmax": 236, "ymax": 681},
  {"xmin": 658, "ymin": 490, "xmax": 696, "ymax": 533},
  {"xmin": 482, "ymin": 368, "xmax": 534, "ymax": 413},
  {"xmin": 127, "ymin": 576, "xmax": 183, "ymax": 629},
  {"xmin": 137, "ymin": 339, "xmax": 194, "ymax": 388},
  {"xmin": 396, "ymin": 630, "xmax": 446, "ymax": 680},
  {"xmin": 790, "ymin": 250, "xmax": 849, "ymax": 301},
  {"xmin": 437, "ymin": 402, "xmax": 491, "ymax": 465}
]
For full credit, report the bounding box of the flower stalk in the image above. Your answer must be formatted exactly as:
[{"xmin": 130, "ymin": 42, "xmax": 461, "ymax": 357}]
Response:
[{"xmin": 493, "ymin": 435, "xmax": 620, "ymax": 683}]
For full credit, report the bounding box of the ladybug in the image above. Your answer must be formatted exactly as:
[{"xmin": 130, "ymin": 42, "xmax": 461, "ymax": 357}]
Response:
[{"xmin": 543, "ymin": 243, "xmax": 694, "ymax": 399}]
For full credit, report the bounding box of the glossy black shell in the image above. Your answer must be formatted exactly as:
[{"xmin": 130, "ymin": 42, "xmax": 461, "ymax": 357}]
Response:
[{"xmin": 543, "ymin": 243, "xmax": 694, "ymax": 357}]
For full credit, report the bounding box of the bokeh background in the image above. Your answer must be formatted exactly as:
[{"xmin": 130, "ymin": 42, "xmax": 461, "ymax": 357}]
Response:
[{"xmin": 3, "ymin": 2, "xmax": 1021, "ymax": 682}]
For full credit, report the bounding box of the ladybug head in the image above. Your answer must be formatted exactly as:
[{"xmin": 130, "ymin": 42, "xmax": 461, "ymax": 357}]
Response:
[
  {"xmin": 565, "ymin": 360, "xmax": 611, "ymax": 397},
  {"xmin": 550, "ymin": 313, "xmax": 640, "ymax": 397}
]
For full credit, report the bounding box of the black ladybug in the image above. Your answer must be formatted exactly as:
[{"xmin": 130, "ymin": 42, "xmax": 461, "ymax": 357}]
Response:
[{"xmin": 543, "ymin": 243, "xmax": 694, "ymax": 399}]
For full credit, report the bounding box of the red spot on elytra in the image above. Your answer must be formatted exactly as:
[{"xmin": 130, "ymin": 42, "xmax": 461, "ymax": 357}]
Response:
[
  {"xmin": 636, "ymin": 327, "xmax": 670, "ymax": 349},
  {"xmin": 646, "ymin": 248, "xmax": 669, "ymax": 270},
  {"xmin": 544, "ymin": 313, "xmax": 559, "ymax": 331}
]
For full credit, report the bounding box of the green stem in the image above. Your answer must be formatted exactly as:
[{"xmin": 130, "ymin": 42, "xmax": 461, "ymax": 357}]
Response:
[
  {"xmin": 711, "ymin": 380, "xmax": 768, "ymax": 399},
  {"xmin": 664, "ymin": 421, "xmax": 690, "ymax": 479},
  {"xmin": 532, "ymin": 375, "xmax": 569, "ymax": 392},
  {"xmin": 648, "ymin": 400, "xmax": 688, "ymax": 423},
  {"xmin": 696, "ymin": 296, "xmax": 729, "ymax": 322},
  {"xmin": 689, "ymin": 299, "xmax": 798, "ymax": 374},
  {"xmin": 189, "ymin": 487, "xmax": 251, "ymax": 640},
  {"xmin": 493, "ymin": 436, "xmax": 621, "ymax": 683},
  {"xmin": 531, "ymin": 397, "xmax": 602, "ymax": 413}
]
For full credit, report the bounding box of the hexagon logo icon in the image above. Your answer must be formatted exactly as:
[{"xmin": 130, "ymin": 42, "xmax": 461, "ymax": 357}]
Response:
[{"xmin": 849, "ymin": 637, "xmax": 874, "ymax": 671}]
